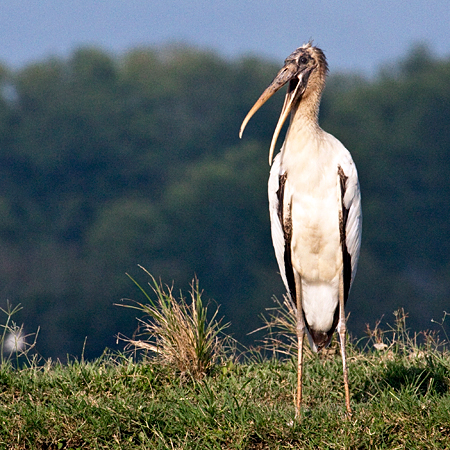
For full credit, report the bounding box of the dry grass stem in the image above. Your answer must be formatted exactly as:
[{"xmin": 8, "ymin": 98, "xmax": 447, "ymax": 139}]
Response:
[{"xmin": 253, "ymin": 295, "xmax": 313, "ymax": 360}]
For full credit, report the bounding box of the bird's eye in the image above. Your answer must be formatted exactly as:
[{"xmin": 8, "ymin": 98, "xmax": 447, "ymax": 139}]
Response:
[{"xmin": 299, "ymin": 57, "xmax": 308, "ymax": 65}]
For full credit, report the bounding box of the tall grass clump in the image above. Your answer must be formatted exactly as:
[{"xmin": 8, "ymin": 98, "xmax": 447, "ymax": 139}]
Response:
[{"xmin": 119, "ymin": 266, "xmax": 230, "ymax": 379}]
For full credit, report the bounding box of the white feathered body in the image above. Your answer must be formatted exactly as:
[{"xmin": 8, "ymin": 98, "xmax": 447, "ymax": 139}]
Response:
[{"xmin": 269, "ymin": 118, "xmax": 362, "ymax": 350}]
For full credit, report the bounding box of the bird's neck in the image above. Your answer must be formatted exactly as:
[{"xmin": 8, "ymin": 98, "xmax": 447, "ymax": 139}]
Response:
[{"xmin": 285, "ymin": 90, "xmax": 323, "ymax": 144}]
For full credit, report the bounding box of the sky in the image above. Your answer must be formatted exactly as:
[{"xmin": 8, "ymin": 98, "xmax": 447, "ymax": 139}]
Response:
[{"xmin": 1, "ymin": 0, "xmax": 449, "ymax": 75}]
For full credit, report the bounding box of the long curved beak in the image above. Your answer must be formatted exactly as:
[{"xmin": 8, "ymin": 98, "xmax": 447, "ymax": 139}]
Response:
[{"xmin": 239, "ymin": 63, "xmax": 311, "ymax": 165}]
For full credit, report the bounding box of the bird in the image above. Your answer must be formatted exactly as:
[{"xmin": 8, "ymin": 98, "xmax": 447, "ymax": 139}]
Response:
[{"xmin": 239, "ymin": 43, "xmax": 362, "ymax": 416}]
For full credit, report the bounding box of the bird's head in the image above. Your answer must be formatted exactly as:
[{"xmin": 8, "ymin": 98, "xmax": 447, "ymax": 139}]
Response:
[{"xmin": 239, "ymin": 43, "xmax": 328, "ymax": 164}]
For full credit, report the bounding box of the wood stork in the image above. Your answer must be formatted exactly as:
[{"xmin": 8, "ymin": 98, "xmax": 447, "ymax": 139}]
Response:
[{"xmin": 239, "ymin": 43, "xmax": 362, "ymax": 416}]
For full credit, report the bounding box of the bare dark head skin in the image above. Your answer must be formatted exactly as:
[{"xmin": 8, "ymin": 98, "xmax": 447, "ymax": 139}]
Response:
[
  {"xmin": 240, "ymin": 43, "xmax": 329, "ymax": 164},
  {"xmin": 283, "ymin": 44, "xmax": 328, "ymax": 104}
]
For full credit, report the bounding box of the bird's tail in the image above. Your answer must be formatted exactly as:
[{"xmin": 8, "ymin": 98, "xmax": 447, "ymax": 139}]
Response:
[{"xmin": 305, "ymin": 325, "xmax": 335, "ymax": 352}]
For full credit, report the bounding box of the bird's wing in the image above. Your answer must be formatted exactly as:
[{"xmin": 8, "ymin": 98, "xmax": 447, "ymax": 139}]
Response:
[
  {"xmin": 338, "ymin": 156, "xmax": 362, "ymax": 301},
  {"xmin": 268, "ymin": 153, "xmax": 296, "ymax": 307}
]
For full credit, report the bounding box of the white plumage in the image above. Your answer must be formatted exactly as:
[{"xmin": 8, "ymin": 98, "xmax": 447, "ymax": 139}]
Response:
[
  {"xmin": 269, "ymin": 131, "xmax": 361, "ymax": 349},
  {"xmin": 240, "ymin": 43, "xmax": 362, "ymax": 416}
]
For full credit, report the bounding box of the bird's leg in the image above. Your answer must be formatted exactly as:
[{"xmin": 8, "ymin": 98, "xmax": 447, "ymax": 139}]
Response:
[
  {"xmin": 294, "ymin": 272, "xmax": 305, "ymax": 419},
  {"xmin": 296, "ymin": 320, "xmax": 305, "ymax": 417},
  {"xmin": 338, "ymin": 271, "xmax": 352, "ymax": 415}
]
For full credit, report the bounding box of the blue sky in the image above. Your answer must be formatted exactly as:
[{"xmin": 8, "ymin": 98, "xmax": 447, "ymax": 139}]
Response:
[{"xmin": 1, "ymin": 0, "xmax": 449, "ymax": 74}]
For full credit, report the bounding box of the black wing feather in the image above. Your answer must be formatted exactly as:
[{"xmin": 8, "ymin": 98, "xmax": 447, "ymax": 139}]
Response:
[
  {"xmin": 338, "ymin": 165, "xmax": 352, "ymax": 304},
  {"xmin": 276, "ymin": 172, "xmax": 297, "ymax": 303}
]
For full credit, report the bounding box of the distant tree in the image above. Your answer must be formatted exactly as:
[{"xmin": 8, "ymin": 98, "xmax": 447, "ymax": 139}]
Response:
[{"xmin": 0, "ymin": 44, "xmax": 449, "ymax": 358}]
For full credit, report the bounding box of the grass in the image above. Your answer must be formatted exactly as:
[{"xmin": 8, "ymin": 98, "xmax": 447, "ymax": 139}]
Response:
[
  {"xmin": 0, "ymin": 277, "xmax": 449, "ymax": 449},
  {"xmin": 117, "ymin": 267, "xmax": 231, "ymax": 379},
  {"xmin": 1, "ymin": 343, "xmax": 449, "ymax": 449}
]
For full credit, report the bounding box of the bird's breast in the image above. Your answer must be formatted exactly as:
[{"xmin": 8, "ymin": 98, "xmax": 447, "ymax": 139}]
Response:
[{"xmin": 281, "ymin": 136, "xmax": 343, "ymax": 282}]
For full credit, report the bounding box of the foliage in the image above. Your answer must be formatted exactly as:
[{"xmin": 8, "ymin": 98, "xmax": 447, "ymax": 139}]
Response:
[
  {"xmin": 118, "ymin": 268, "xmax": 230, "ymax": 379},
  {"xmin": 0, "ymin": 43, "xmax": 449, "ymax": 358},
  {"xmin": 0, "ymin": 319, "xmax": 449, "ymax": 449}
]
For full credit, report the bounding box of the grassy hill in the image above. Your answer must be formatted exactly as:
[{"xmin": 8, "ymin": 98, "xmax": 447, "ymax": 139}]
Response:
[
  {"xmin": 1, "ymin": 291, "xmax": 449, "ymax": 449},
  {"xmin": 1, "ymin": 344, "xmax": 449, "ymax": 449}
]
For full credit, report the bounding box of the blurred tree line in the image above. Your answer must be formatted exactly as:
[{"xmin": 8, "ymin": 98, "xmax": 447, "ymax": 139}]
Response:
[{"xmin": 0, "ymin": 44, "xmax": 449, "ymax": 359}]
